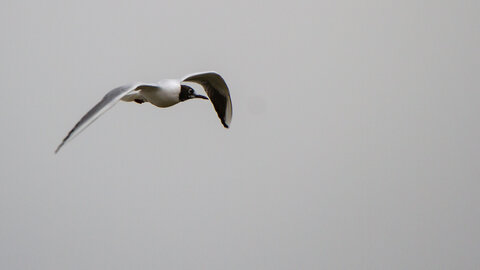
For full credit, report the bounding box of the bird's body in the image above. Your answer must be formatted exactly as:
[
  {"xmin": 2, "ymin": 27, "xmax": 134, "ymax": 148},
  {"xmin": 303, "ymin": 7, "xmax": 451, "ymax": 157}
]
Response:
[
  {"xmin": 121, "ymin": 79, "xmax": 181, "ymax": 107},
  {"xmin": 138, "ymin": 79, "xmax": 180, "ymax": 107},
  {"xmin": 55, "ymin": 71, "xmax": 232, "ymax": 153}
]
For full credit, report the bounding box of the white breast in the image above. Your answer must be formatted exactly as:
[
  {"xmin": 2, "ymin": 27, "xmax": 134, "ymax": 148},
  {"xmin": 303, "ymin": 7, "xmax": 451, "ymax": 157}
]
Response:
[{"xmin": 141, "ymin": 79, "xmax": 181, "ymax": 108}]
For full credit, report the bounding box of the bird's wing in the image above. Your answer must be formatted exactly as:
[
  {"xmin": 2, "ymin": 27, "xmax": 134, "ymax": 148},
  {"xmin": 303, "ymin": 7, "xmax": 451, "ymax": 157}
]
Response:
[
  {"xmin": 182, "ymin": 71, "xmax": 233, "ymax": 128},
  {"xmin": 55, "ymin": 83, "xmax": 155, "ymax": 153}
]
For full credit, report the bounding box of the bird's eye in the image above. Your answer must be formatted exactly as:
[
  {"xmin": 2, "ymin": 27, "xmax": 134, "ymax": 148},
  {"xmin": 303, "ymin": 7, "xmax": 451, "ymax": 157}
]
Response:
[{"xmin": 189, "ymin": 89, "xmax": 194, "ymax": 94}]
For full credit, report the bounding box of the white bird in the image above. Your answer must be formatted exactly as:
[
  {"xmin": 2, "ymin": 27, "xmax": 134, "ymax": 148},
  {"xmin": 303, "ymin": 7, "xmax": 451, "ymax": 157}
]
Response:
[{"xmin": 55, "ymin": 71, "xmax": 232, "ymax": 153}]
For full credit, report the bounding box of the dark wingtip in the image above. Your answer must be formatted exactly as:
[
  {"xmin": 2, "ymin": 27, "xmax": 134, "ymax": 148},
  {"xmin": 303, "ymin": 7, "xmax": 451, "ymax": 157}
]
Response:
[
  {"xmin": 54, "ymin": 143, "xmax": 63, "ymax": 154},
  {"xmin": 55, "ymin": 137, "xmax": 69, "ymax": 154},
  {"xmin": 221, "ymin": 119, "xmax": 229, "ymax": 128}
]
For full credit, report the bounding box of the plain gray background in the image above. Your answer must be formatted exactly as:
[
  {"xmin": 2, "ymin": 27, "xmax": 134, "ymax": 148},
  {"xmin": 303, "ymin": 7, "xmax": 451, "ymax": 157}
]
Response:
[{"xmin": 1, "ymin": 0, "xmax": 479, "ymax": 269}]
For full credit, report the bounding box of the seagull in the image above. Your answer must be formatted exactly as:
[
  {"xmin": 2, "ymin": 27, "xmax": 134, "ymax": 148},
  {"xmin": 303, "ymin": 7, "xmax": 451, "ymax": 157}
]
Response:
[{"xmin": 55, "ymin": 71, "xmax": 232, "ymax": 153}]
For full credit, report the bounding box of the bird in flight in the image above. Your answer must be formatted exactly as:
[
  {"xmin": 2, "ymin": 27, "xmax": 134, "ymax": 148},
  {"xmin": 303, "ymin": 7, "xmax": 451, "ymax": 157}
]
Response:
[{"xmin": 55, "ymin": 71, "xmax": 232, "ymax": 153}]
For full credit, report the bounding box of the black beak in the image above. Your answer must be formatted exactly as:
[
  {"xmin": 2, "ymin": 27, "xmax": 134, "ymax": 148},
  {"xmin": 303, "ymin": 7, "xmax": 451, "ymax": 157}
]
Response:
[{"xmin": 194, "ymin": 94, "xmax": 208, "ymax": 100}]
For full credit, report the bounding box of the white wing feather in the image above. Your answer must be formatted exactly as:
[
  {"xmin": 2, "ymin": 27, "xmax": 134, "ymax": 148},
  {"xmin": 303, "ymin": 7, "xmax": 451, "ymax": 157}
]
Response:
[{"xmin": 55, "ymin": 83, "xmax": 152, "ymax": 153}]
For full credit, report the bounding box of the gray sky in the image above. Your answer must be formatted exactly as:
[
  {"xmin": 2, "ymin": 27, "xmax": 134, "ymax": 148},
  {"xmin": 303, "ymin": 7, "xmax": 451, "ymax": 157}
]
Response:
[{"xmin": 1, "ymin": 0, "xmax": 479, "ymax": 269}]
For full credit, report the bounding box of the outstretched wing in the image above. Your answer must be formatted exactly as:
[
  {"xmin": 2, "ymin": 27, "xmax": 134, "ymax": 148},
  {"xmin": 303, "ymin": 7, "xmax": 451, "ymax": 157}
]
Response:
[
  {"xmin": 55, "ymin": 83, "xmax": 153, "ymax": 153},
  {"xmin": 182, "ymin": 71, "xmax": 233, "ymax": 128}
]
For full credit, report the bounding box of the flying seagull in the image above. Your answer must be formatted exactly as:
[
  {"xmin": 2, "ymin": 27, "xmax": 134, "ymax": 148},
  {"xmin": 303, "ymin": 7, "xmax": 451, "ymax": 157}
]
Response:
[{"xmin": 55, "ymin": 71, "xmax": 232, "ymax": 153}]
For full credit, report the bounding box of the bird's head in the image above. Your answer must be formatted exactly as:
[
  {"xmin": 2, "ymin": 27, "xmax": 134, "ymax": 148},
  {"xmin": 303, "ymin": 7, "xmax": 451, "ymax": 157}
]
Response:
[{"xmin": 179, "ymin": 85, "xmax": 208, "ymax": 102}]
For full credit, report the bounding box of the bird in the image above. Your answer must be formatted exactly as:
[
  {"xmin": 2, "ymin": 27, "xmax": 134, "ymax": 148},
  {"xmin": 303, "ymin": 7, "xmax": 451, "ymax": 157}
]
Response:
[{"xmin": 55, "ymin": 71, "xmax": 232, "ymax": 153}]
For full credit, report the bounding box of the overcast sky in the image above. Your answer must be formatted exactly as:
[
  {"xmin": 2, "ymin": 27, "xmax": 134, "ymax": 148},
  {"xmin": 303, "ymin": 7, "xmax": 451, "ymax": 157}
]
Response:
[{"xmin": 1, "ymin": 0, "xmax": 479, "ymax": 269}]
